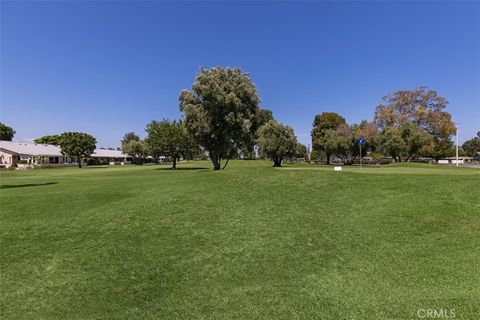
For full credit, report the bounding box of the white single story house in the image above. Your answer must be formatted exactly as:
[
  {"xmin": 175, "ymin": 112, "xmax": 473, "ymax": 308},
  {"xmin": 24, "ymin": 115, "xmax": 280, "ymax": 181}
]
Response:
[
  {"xmin": 439, "ymin": 157, "xmax": 473, "ymax": 165},
  {"xmin": 0, "ymin": 140, "xmax": 131, "ymax": 168}
]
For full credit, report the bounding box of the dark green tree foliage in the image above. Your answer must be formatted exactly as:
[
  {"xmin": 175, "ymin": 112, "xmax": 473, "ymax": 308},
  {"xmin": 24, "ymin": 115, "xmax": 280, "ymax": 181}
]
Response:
[
  {"xmin": 295, "ymin": 143, "xmax": 308, "ymax": 159},
  {"xmin": 256, "ymin": 120, "xmax": 297, "ymax": 167},
  {"xmin": 311, "ymin": 112, "xmax": 346, "ymax": 164},
  {"xmin": 378, "ymin": 126, "xmax": 406, "ymax": 162},
  {"xmin": 462, "ymin": 132, "xmax": 480, "ymax": 157},
  {"xmin": 35, "ymin": 135, "xmax": 61, "ymax": 145},
  {"xmin": 145, "ymin": 119, "xmax": 195, "ymax": 169},
  {"xmin": 332, "ymin": 124, "xmax": 362, "ymax": 165},
  {"xmin": 59, "ymin": 132, "xmax": 96, "ymax": 168},
  {"xmin": 242, "ymin": 108, "xmax": 274, "ymax": 159},
  {"xmin": 179, "ymin": 67, "xmax": 260, "ymax": 170},
  {"xmin": 121, "ymin": 132, "xmax": 140, "ymax": 145},
  {"xmin": 0, "ymin": 122, "xmax": 15, "ymax": 141},
  {"xmin": 400, "ymin": 122, "xmax": 432, "ymax": 161}
]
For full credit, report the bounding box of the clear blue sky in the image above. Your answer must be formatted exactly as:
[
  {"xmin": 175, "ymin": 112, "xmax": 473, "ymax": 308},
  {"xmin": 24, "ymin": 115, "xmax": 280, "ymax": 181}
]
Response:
[{"xmin": 1, "ymin": 1, "xmax": 479, "ymax": 147}]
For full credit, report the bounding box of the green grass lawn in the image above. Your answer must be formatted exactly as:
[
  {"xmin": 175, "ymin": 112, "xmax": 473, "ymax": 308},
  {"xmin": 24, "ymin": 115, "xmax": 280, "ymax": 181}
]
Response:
[{"xmin": 1, "ymin": 161, "xmax": 479, "ymax": 319}]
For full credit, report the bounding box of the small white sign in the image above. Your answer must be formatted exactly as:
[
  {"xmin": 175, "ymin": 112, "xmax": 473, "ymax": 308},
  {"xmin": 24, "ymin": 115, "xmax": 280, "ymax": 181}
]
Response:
[
  {"xmin": 334, "ymin": 166, "xmax": 342, "ymax": 171},
  {"xmin": 438, "ymin": 160, "xmax": 449, "ymax": 164}
]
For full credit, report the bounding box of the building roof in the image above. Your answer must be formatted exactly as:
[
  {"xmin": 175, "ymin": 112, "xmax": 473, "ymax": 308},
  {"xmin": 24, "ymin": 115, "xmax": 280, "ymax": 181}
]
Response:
[
  {"xmin": 0, "ymin": 140, "xmax": 129, "ymax": 158},
  {"xmin": 90, "ymin": 148, "xmax": 128, "ymax": 158},
  {"xmin": 0, "ymin": 140, "xmax": 63, "ymax": 156}
]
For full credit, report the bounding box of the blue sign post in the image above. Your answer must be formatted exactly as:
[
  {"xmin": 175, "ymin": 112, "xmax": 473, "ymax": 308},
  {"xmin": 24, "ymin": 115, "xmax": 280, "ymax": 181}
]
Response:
[{"xmin": 359, "ymin": 136, "xmax": 365, "ymax": 170}]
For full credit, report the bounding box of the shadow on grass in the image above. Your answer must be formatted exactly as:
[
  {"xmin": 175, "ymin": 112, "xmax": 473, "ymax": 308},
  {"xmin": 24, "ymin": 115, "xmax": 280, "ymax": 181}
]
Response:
[
  {"xmin": 0, "ymin": 182, "xmax": 59, "ymax": 189},
  {"xmin": 156, "ymin": 167, "xmax": 210, "ymax": 171}
]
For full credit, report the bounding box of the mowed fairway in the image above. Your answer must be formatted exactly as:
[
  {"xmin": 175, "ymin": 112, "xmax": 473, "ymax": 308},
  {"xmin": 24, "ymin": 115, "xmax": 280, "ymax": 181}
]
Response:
[{"xmin": 1, "ymin": 161, "xmax": 479, "ymax": 319}]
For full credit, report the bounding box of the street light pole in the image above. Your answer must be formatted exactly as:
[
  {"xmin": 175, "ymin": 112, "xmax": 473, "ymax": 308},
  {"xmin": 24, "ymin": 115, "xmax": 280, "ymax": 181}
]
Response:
[{"xmin": 456, "ymin": 123, "xmax": 459, "ymax": 167}]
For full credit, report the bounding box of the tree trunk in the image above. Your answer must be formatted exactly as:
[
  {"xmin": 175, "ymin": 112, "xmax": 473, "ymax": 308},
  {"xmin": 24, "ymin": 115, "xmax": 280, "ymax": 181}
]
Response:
[
  {"xmin": 211, "ymin": 155, "xmax": 221, "ymax": 170},
  {"xmin": 273, "ymin": 156, "xmax": 282, "ymax": 167},
  {"xmin": 221, "ymin": 158, "xmax": 230, "ymax": 170},
  {"xmin": 326, "ymin": 153, "xmax": 331, "ymax": 165},
  {"xmin": 172, "ymin": 157, "xmax": 177, "ymax": 170},
  {"xmin": 77, "ymin": 156, "xmax": 82, "ymax": 168}
]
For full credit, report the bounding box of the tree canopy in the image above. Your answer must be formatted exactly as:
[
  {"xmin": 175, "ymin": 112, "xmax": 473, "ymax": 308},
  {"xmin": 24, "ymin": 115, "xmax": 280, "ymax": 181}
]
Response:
[
  {"xmin": 35, "ymin": 135, "xmax": 61, "ymax": 145},
  {"xmin": 374, "ymin": 87, "xmax": 455, "ymax": 158},
  {"xmin": 59, "ymin": 132, "xmax": 96, "ymax": 168},
  {"xmin": 256, "ymin": 120, "xmax": 297, "ymax": 167},
  {"xmin": 145, "ymin": 119, "xmax": 196, "ymax": 169},
  {"xmin": 179, "ymin": 67, "xmax": 260, "ymax": 170},
  {"xmin": 121, "ymin": 132, "xmax": 140, "ymax": 145},
  {"xmin": 295, "ymin": 143, "xmax": 308, "ymax": 159},
  {"xmin": 0, "ymin": 123, "xmax": 15, "ymax": 141},
  {"xmin": 462, "ymin": 132, "xmax": 480, "ymax": 157},
  {"xmin": 241, "ymin": 108, "xmax": 274, "ymax": 159},
  {"xmin": 378, "ymin": 126, "xmax": 406, "ymax": 162}
]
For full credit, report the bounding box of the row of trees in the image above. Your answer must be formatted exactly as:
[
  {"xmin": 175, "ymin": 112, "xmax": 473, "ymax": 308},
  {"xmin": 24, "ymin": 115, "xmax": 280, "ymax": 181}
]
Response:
[
  {"xmin": 311, "ymin": 87, "xmax": 472, "ymax": 163},
  {"xmin": 3, "ymin": 68, "xmax": 479, "ymax": 170},
  {"xmin": 120, "ymin": 120, "xmax": 200, "ymax": 169},
  {"xmin": 122, "ymin": 67, "xmax": 303, "ymax": 170}
]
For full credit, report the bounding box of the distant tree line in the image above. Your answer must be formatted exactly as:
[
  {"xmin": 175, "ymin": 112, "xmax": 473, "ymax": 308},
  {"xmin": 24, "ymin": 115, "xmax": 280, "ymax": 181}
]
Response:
[
  {"xmin": 311, "ymin": 87, "xmax": 476, "ymax": 163},
  {"xmin": 6, "ymin": 68, "xmax": 479, "ymax": 170}
]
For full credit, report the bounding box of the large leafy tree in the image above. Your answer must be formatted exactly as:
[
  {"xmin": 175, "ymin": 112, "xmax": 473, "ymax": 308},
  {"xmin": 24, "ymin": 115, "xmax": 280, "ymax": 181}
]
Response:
[
  {"xmin": 0, "ymin": 122, "xmax": 15, "ymax": 141},
  {"xmin": 121, "ymin": 132, "xmax": 140, "ymax": 145},
  {"xmin": 179, "ymin": 67, "xmax": 260, "ymax": 170},
  {"xmin": 462, "ymin": 132, "xmax": 480, "ymax": 157},
  {"xmin": 374, "ymin": 87, "xmax": 455, "ymax": 158},
  {"xmin": 145, "ymin": 119, "xmax": 195, "ymax": 169},
  {"xmin": 35, "ymin": 135, "xmax": 61, "ymax": 145},
  {"xmin": 256, "ymin": 120, "xmax": 297, "ymax": 167},
  {"xmin": 59, "ymin": 132, "xmax": 96, "ymax": 168},
  {"xmin": 311, "ymin": 112, "xmax": 346, "ymax": 164}
]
